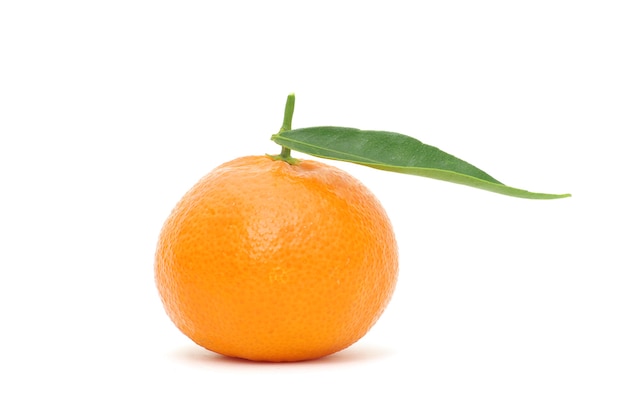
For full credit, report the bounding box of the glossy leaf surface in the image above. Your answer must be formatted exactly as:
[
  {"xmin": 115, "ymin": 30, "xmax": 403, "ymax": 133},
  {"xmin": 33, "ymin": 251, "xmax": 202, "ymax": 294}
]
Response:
[{"xmin": 271, "ymin": 127, "xmax": 570, "ymax": 199}]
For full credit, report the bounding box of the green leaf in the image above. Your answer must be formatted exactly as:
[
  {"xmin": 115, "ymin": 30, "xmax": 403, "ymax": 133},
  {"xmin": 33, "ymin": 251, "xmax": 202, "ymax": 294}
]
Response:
[{"xmin": 271, "ymin": 127, "xmax": 570, "ymax": 199}]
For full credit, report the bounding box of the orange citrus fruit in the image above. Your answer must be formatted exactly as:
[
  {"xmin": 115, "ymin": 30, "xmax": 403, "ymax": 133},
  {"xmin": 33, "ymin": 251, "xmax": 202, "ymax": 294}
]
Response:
[{"xmin": 155, "ymin": 155, "xmax": 398, "ymax": 362}]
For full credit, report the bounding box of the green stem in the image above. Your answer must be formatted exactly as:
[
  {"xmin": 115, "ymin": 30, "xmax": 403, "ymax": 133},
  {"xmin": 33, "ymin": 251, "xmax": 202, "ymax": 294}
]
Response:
[
  {"xmin": 269, "ymin": 93, "xmax": 299, "ymax": 164},
  {"xmin": 280, "ymin": 93, "xmax": 295, "ymax": 133},
  {"xmin": 279, "ymin": 145, "xmax": 292, "ymax": 160}
]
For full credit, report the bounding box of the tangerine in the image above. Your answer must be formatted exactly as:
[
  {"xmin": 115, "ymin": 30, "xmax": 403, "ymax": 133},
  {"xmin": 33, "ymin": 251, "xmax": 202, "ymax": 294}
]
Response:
[{"xmin": 155, "ymin": 155, "xmax": 398, "ymax": 362}]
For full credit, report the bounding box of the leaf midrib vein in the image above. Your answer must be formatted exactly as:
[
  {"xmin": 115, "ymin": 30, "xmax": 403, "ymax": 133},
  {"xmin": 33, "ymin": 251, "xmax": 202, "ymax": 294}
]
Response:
[{"xmin": 272, "ymin": 134, "xmax": 381, "ymax": 164}]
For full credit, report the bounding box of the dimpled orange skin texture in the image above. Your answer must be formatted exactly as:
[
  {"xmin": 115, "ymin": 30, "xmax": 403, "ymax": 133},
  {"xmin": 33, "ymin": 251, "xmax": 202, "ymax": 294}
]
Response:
[{"xmin": 155, "ymin": 155, "xmax": 399, "ymax": 362}]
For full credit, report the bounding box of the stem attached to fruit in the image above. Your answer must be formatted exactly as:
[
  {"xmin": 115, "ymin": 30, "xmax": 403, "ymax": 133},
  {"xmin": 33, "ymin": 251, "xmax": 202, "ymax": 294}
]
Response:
[{"xmin": 269, "ymin": 93, "xmax": 299, "ymax": 165}]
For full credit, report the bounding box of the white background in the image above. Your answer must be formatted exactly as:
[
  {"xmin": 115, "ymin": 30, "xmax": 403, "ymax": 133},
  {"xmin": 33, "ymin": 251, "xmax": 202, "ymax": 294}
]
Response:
[{"xmin": 1, "ymin": 1, "xmax": 624, "ymax": 418}]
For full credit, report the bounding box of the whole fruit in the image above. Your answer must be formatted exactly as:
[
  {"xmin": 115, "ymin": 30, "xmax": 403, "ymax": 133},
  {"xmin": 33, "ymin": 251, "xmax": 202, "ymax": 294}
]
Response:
[{"xmin": 155, "ymin": 155, "xmax": 398, "ymax": 362}]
